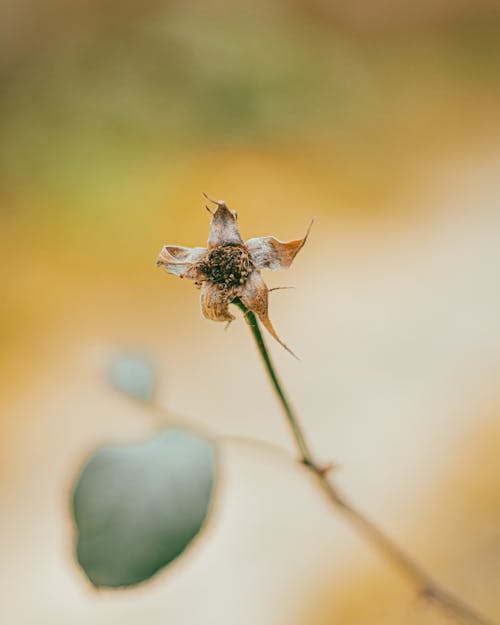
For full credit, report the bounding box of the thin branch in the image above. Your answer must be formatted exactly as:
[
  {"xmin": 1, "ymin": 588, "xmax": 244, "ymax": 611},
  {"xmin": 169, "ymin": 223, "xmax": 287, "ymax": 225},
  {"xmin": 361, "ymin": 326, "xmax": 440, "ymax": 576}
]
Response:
[
  {"xmin": 122, "ymin": 392, "xmax": 297, "ymax": 470},
  {"xmin": 234, "ymin": 299, "xmax": 497, "ymax": 625}
]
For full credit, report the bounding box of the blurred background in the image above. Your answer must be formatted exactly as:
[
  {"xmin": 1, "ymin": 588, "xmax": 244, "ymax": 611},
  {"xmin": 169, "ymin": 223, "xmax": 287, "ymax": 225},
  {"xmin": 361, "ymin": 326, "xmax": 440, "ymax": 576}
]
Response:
[{"xmin": 1, "ymin": 1, "xmax": 499, "ymax": 623}]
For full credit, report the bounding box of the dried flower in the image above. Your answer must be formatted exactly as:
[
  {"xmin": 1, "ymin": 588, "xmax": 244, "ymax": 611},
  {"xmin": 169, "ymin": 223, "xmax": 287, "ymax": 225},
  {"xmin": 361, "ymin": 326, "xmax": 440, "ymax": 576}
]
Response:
[{"xmin": 156, "ymin": 194, "xmax": 312, "ymax": 357}]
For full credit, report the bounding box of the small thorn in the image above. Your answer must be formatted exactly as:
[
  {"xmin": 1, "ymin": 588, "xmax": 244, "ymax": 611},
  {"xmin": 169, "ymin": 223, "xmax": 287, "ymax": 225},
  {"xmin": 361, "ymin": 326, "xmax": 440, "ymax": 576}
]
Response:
[
  {"xmin": 316, "ymin": 461, "xmax": 338, "ymax": 476},
  {"xmin": 205, "ymin": 204, "xmax": 214, "ymax": 215},
  {"xmin": 300, "ymin": 459, "xmax": 338, "ymax": 475},
  {"xmin": 268, "ymin": 286, "xmax": 296, "ymax": 293}
]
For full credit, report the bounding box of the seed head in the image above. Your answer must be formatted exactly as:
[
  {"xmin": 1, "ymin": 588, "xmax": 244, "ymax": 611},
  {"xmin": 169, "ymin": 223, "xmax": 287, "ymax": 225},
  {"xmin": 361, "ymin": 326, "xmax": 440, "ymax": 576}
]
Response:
[{"xmin": 156, "ymin": 195, "xmax": 312, "ymax": 357}]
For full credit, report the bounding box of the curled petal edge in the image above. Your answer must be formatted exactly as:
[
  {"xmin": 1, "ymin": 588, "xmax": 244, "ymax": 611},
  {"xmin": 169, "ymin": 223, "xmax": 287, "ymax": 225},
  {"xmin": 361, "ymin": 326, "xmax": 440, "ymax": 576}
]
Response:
[
  {"xmin": 204, "ymin": 194, "xmax": 243, "ymax": 248},
  {"xmin": 239, "ymin": 271, "xmax": 298, "ymax": 359},
  {"xmin": 245, "ymin": 219, "xmax": 313, "ymax": 271},
  {"xmin": 200, "ymin": 282, "xmax": 236, "ymax": 322},
  {"xmin": 156, "ymin": 245, "xmax": 207, "ymax": 278}
]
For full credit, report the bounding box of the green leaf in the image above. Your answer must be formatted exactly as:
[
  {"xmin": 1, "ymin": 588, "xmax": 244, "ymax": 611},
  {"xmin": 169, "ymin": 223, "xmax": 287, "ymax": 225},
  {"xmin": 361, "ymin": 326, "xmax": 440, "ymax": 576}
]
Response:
[
  {"xmin": 72, "ymin": 428, "xmax": 216, "ymax": 587},
  {"xmin": 110, "ymin": 352, "xmax": 156, "ymax": 402}
]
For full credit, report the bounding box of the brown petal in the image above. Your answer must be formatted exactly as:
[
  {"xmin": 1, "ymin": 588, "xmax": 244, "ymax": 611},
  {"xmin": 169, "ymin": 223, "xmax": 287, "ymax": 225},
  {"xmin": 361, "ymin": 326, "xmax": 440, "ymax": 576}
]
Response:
[
  {"xmin": 200, "ymin": 282, "xmax": 235, "ymax": 322},
  {"xmin": 204, "ymin": 194, "xmax": 243, "ymax": 248},
  {"xmin": 240, "ymin": 271, "xmax": 298, "ymax": 359},
  {"xmin": 156, "ymin": 245, "xmax": 207, "ymax": 279},
  {"xmin": 245, "ymin": 220, "xmax": 313, "ymax": 271}
]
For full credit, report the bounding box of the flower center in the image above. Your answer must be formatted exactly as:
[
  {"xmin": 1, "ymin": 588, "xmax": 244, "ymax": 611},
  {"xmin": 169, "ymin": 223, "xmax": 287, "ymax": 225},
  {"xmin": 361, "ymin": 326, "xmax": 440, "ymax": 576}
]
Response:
[{"xmin": 199, "ymin": 244, "xmax": 254, "ymax": 288}]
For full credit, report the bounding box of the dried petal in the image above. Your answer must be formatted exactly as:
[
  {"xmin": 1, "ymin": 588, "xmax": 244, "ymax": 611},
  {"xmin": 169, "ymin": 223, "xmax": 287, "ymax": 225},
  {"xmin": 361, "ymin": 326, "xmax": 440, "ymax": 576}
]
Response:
[
  {"xmin": 240, "ymin": 271, "xmax": 298, "ymax": 359},
  {"xmin": 156, "ymin": 246, "xmax": 207, "ymax": 279},
  {"xmin": 245, "ymin": 220, "xmax": 313, "ymax": 271},
  {"xmin": 200, "ymin": 282, "xmax": 235, "ymax": 322},
  {"xmin": 205, "ymin": 197, "xmax": 243, "ymax": 248}
]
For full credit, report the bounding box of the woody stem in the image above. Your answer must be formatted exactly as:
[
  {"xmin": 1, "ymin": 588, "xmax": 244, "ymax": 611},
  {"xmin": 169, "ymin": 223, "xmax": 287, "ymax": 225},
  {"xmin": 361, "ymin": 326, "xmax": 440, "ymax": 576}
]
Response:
[{"xmin": 234, "ymin": 299, "xmax": 496, "ymax": 625}]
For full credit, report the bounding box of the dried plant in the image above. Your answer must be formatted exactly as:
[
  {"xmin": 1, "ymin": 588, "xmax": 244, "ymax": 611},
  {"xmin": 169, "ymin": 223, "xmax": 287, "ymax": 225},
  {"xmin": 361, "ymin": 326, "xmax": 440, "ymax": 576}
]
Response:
[
  {"xmin": 72, "ymin": 196, "xmax": 497, "ymax": 625},
  {"xmin": 156, "ymin": 192, "xmax": 312, "ymax": 357}
]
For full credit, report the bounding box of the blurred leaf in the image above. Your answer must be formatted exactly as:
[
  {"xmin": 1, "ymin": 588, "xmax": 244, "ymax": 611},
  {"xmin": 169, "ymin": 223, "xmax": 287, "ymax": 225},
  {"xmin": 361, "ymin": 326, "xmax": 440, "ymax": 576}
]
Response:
[
  {"xmin": 110, "ymin": 352, "xmax": 155, "ymax": 402},
  {"xmin": 72, "ymin": 428, "xmax": 216, "ymax": 587}
]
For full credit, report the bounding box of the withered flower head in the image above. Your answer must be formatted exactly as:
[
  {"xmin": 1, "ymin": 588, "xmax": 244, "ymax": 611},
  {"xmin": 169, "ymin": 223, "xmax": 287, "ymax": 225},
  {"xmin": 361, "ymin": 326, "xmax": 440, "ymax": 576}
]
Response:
[{"xmin": 156, "ymin": 194, "xmax": 312, "ymax": 357}]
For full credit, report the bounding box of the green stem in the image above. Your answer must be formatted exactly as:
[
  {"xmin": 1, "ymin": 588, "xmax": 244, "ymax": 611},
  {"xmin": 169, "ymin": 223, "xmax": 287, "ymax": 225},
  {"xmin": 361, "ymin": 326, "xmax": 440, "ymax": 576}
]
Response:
[
  {"xmin": 233, "ymin": 299, "xmax": 315, "ymax": 468},
  {"xmin": 235, "ymin": 299, "xmax": 497, "ymax": 625}
]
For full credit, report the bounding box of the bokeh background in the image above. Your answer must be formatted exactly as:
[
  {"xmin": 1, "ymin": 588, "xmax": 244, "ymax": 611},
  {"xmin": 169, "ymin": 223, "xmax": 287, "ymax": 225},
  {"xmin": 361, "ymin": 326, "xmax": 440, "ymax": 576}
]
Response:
[{"xmin": 1, "ymin": 1, "xmax": 499, "ymax": 624}]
